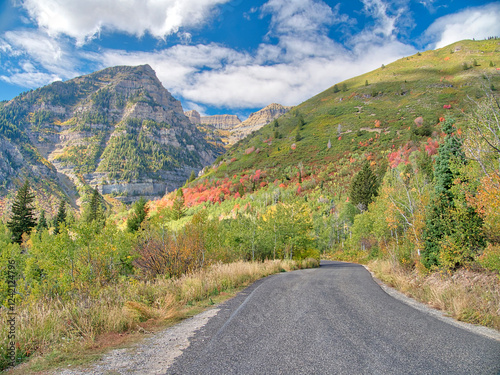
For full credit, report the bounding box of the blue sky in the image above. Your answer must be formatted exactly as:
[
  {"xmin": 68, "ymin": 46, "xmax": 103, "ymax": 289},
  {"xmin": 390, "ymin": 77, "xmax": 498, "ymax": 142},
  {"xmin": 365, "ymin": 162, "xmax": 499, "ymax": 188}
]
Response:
[{"xmin": 0, "ymin": 0, "xmax": 499, "ymax": 119}]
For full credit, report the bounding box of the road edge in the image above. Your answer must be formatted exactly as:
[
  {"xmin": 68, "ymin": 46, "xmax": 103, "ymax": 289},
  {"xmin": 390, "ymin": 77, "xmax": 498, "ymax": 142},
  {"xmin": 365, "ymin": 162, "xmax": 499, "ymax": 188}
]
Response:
[{"xmin": 362, "ymin": 265, "xmax": 500, "ymax": 342}]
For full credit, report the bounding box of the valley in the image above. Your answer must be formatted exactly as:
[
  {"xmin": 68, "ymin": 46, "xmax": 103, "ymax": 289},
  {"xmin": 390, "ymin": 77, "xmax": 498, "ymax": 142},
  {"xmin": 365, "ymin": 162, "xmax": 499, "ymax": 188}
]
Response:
[{"xmin": 1, "ymin": 38, "xmax": 500, "ymax": 373}]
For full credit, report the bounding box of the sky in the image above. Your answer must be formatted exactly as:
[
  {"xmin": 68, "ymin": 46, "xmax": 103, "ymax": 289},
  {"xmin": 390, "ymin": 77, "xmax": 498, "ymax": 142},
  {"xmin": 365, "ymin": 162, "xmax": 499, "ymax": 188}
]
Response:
[{"xmin": 0, "ymin": 0, "xmax": 499, "ymax": 119}]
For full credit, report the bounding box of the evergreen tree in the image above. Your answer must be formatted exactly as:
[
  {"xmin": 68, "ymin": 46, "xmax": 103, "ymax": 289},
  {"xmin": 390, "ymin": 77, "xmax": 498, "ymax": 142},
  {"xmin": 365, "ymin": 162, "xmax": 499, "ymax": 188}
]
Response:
[
  {"xmin": 333, "ymin": 84, "xmax": 340, "ymax": 93},
  {"xmin": 36, "ymin": 209, "xmax": 48, "ymax": 234},
  {"xmin": 7, "ymin": 180, "xmax": 37, "ymax": 244},
  {"xmin": 189, "ymin": 170, "xmax": 197, "ymax": 182},
  {"xmin": 422, "ymin": 118, "xmax": 484, "ymax": 269},
  {"xmin": 127, "ymin": 197, "xmax": 149, "ymax": 232},
  {"xmin": 172, "ymin": 188, "xmax": 185, "ymax": 221},
  {"xmin": 297, "ymin": 116, "xmax": 305, "ymax": 130},
  {"xmin": 53, "ymin": 200, "xmax": 67, "ymax": 235},
  {"xmin": 86, "ymin": 187, "xmax": 104, "ymax": 224},
  {"xmin": 349, "ymin": 162, "xmax": 379, "ymax": 212},
  {"xmin": 433, "ymin": 118, "xmax": 465, "ymax": 200}
]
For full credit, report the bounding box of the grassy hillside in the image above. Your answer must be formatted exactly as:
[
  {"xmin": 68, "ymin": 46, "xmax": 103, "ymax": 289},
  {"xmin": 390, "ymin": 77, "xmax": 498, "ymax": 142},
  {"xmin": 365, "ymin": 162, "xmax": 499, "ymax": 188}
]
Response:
[{"xmin": 203, "ymin": 40, "xmax": 499, "ymax": 184}]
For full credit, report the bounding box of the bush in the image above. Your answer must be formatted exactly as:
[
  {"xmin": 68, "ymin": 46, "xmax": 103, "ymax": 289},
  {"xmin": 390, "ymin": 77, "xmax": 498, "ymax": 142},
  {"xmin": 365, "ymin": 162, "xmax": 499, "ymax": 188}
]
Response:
[{"xmin": 478, "ymin": 244, "xmax": 500, "ymax": 274}]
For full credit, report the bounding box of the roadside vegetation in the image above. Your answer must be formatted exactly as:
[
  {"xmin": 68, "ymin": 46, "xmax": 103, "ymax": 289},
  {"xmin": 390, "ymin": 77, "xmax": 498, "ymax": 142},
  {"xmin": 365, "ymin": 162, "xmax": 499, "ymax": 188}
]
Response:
[{"xmin": 1, "ymin": 39, "xmax": 500, "ymax": 372}]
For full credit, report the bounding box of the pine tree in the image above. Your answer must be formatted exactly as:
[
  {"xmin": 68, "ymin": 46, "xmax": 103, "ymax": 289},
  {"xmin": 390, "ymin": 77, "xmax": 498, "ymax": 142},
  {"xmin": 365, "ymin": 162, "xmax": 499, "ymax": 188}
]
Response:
[
  {"xmin": 36, "ymin": 209, "xmax": 48, "ymax": 234},
  {"xmin": 349, "ymin": 162, "xmax": 379, "ymax": 212},
  {"xmin": 7, "ymin": 180, "xmax": 37, "ymax": 244},
  {"xmin": 297, "ymin": 116, "xmax": 305, "ymax": 130},
  {"xmin": 189, "ymin": 170, "xmax": 197, "ymax": 182},
  {"xmin": 86, "ymin": 187, "xmax": 104, "ymax": 224},
  {"xmin": 172, "ymin": 188, "xmax": 185, "ymax": 221},
  {"xmin": 53, "ymin": 200, "xmax": 67, "ymax": 235},
  {"xmin": 422, "ymin": 118, "xmax": 484, "ymax": 269},
  {"xmin": 127, "ymin": 197, "xmax": 148, "ymax": 232}
]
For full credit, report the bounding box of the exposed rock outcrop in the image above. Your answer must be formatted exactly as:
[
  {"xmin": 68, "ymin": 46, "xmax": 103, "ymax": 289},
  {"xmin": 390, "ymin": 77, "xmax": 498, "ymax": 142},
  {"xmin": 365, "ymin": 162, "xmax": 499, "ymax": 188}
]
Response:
[
  {"xmin": 0, "ymin": 65, "xmax": 224, "ymax": 204},
  {"xmin": 200, "ymin": 114, "xmax": 242, "ymax": 129},
  {"xmin": 186, "ymin": 103, "xmax": 292, "ymax": 147},
  {"xmin": 229, "ymin": 103, "xmax": 292, "ymax": 144},
  {"xmin": 185, "ymin": 110, "xmax": 201, "ymax": 125}
]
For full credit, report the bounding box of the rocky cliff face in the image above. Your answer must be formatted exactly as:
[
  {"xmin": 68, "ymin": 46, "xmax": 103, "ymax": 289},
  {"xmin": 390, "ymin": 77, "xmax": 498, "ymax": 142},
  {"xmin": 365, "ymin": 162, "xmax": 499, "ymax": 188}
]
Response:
[
  {"xmin": 185, "ymin": 110, "xmax": 241, "ymax": 129},
  {"xmin": 200, "ymin": 114, "xmax": 241, "ymax": 129},
  {"xmin": 185, "ymin": 103, "xmax": 291, "ymax": 147},
  {"xmin": 0, "ymin": 65, "xmax": 223, "ymax": 204},
  {"xmin": 229, "ymin": 103, "xmax": 292, "ymax": 144},
  {"xmin": 185, "ymin": 110, "xmax": 201, "ymax": 125}
]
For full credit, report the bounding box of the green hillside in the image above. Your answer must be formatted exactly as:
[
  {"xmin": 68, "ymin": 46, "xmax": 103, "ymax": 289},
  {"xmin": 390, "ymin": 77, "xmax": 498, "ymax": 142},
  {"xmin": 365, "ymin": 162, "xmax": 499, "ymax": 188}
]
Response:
[{"xmin": 206, "ymin": 40, "xmax": 499, "ymax": 182}]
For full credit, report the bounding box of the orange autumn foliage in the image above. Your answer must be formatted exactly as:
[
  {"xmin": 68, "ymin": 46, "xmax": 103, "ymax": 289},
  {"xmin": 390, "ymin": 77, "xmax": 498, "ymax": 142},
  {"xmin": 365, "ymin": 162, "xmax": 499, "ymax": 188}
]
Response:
[{"xmin": 467, "ymin": 174, "xmax": 500, "ymax": 243}]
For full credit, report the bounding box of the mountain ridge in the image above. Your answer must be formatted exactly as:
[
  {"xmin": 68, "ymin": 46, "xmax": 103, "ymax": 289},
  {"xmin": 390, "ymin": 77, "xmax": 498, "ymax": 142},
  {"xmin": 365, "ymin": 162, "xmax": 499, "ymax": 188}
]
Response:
[{"xmin": 0, "ymin": 64, "xmax": 224, "ymax": 211}]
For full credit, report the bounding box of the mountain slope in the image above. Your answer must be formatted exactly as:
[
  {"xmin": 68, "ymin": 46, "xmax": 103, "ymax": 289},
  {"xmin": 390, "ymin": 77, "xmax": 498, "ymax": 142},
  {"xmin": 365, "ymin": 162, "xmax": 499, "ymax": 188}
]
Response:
[
  {"xmin": 0, "ymin": 65, "xmax": 224, "ymax": 207},
  {"xmin": 204, "ymin": 40, "xmax": 500, "ymax": 184}
]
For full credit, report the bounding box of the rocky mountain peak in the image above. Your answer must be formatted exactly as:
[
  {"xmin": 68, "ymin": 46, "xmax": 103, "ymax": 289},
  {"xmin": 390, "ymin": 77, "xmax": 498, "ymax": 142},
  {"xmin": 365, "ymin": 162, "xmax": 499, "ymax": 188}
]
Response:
[
  {"xmin": 0, "ymin": 65, "xmax": 224, "ymax": 205},
  {"xmin": 228, "ymin": 103, "xmax": 292, "ymax": 145}
]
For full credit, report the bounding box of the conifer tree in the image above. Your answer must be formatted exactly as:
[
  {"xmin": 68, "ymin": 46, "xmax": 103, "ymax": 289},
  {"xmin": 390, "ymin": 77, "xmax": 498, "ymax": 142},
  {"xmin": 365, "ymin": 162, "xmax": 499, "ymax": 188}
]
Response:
[
  {"xmin": 172, "ymin": 188, "xmax": 185, "ymax": 221},
  {"xmin": 53, "ymin": 200, "xmax": 67, "ymax": 235},
  {"xmin": 189, "ymin": 170, "xmax": 196, "ymax": 182},
  {"xmin": 36, "ymin": 210, "xmax": 48, "ymax": 234},
  {"xmin": 422, "ymin": 118, "xmax": 484, "ymax": 269},
  {"xmin": 349, "ymin": 161, "xmax": 379, "ymax": 212},
  {"xmin": 86, "ymin": 187, "xmax": 105, "ymax": 224},
  {"xmin": 7, "ymin": 180, "xmax": 37, "ymax": 243},
  {"xmin": 127, "ymin": 197, "xmax": 148, "ymax": 232}
]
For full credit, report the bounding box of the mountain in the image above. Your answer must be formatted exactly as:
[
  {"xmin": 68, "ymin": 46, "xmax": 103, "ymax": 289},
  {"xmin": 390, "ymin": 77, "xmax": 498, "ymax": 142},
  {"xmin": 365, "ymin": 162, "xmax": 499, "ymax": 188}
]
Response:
[
  {"xmin": 201, "ymin": 39, "xmax": 500, "ymax": 185},
  {"xmin": 0, "ymin": 64, "xmax": 224, "ymax": 208},
  {"xmin": 185, "ymin": 110, "xmax": 242, "ymax": 129},
  {"xmin": 185, "ymin": 103, "xmax": 292, "ymax": 147},
  {"xmin": 229, "ymin": 103, "xmax": 293, "ymax": 144}
]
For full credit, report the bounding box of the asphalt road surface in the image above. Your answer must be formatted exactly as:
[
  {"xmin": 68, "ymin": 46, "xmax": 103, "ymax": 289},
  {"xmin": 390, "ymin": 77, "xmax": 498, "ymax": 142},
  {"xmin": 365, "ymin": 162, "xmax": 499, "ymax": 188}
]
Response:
[{"xmin": 166, "ymin": 261, "xmax": 500, "ymax": 375}]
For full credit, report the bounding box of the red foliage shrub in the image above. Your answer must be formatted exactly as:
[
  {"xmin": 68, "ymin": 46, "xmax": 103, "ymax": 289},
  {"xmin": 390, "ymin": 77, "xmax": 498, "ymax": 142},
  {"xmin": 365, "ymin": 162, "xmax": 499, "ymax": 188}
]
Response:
[
  {"xmin": 245, "ymin": 146, "xmax": 255, "ymax": 155},
  {"xmin": 425, "ymin": 138, "xmax": 439, "ymax": 156}
]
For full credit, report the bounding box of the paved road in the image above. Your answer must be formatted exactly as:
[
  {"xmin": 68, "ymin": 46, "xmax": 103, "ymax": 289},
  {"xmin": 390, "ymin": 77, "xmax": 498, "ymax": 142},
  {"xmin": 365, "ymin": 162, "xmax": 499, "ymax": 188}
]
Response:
[{"xmin": 167, "ymin": 261, "xmax": 500, "ymax": 374}]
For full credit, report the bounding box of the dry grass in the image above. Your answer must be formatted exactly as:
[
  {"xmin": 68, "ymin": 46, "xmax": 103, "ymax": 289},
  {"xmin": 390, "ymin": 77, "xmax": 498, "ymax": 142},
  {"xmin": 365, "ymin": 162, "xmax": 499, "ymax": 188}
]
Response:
[
  {"xmin": 368, "ymin": 259, "xmax": 500, "ymax": 330},
  {"xmin": 1, "ymin": 258, "xmax": 318, "ymax": 373}
]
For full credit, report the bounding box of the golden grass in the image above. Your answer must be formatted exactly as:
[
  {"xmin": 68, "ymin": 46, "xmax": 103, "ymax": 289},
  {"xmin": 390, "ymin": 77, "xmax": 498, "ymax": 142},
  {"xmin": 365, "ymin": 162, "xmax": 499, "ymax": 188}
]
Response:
[
  {"xmin": 1, "ymin": 258, "xmax": 319, "ymax": 373},
  {"xmin": 368, "ymin": 259, "xmax": 500, "ymax": 330}
]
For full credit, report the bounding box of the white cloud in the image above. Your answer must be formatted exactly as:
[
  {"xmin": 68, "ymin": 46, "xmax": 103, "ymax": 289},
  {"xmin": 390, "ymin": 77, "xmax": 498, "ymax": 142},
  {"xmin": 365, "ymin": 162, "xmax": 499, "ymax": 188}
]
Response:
[
  {"xmin": 0, "ymin": 71, "xmax": 61, "ymax": 88},
  {"xmin": 1, "ymin": 0, "xmax": 417, "ymax": 109},
  {"xmin": 21, "ymin": 0, "xmax": 231, "ymax": 44},
  {"xmin": 1, "ymin": 30, "xmax": 81, "ymax": 82},
  {"xmin": 424, "ymin": 3, "xmax": 500, "ymax": 49}
]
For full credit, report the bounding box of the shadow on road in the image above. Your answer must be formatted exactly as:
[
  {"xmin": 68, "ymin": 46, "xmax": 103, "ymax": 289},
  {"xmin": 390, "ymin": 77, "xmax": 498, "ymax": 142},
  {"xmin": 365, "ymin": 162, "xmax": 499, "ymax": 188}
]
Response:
[{"xmin": 319, "ymin": 260, "xmax": 362, "ymax": 268}]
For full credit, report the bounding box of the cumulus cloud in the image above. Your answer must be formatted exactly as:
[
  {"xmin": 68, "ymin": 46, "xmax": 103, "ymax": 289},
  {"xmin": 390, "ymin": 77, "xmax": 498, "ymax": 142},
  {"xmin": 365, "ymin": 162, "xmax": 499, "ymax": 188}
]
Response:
[
  {"xmin": 0, "ymin": 0, "xmax": 432, "ymax": 110},
  {"xmin": 0, "ymin": 30, "xmax": 83, "ymax": 89},
  {"xmin": 21, "ymin": 0, "xmax": 230, "ymax": 43},
  {"xmin": 424, "ymin": 3, "xmax": 500, "ymax": 49},
  {"xmin": 0, "ymin": 71, "xmax": 62, "ymax": 88}
]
